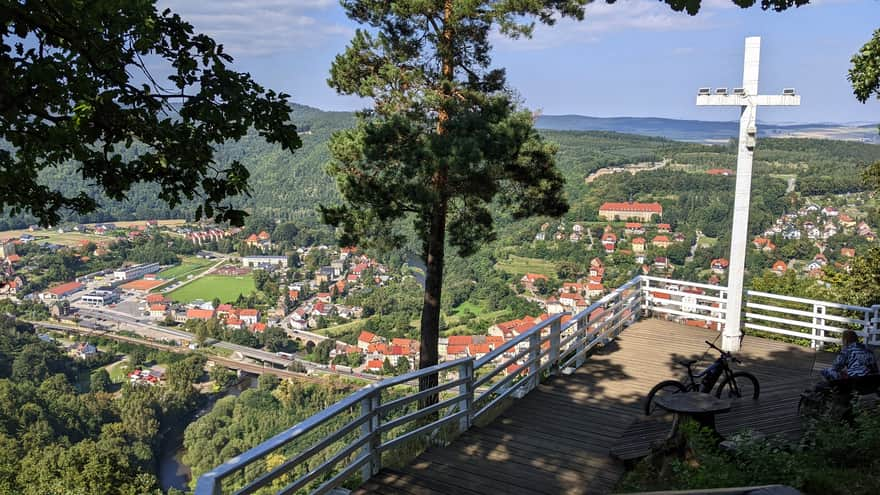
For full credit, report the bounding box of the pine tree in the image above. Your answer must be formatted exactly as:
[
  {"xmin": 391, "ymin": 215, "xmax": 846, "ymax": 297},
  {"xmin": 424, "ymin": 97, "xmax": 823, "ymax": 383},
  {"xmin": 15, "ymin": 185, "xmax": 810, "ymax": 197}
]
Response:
[{"xmin": 323, "ymin": 0, "xmax": 584, "ymax": 398}]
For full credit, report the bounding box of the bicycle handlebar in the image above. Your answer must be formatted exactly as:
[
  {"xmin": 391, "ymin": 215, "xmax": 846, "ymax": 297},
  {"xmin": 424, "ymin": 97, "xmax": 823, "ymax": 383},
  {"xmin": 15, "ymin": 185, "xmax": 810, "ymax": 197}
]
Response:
[{"xmin": 705, "ymin": 340, "xmax": 741, "ymax": 364}]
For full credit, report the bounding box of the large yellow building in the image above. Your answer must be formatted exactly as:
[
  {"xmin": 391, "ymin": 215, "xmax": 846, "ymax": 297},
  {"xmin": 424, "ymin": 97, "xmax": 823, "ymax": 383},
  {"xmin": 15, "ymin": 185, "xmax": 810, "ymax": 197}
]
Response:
[{"xmin": 598, "ymin": 201, "xmax": 662, "ymax": 222}]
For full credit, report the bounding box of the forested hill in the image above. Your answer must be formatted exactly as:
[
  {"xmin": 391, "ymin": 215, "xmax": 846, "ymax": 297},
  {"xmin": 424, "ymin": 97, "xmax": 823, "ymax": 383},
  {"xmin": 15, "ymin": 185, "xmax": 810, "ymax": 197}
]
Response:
[{"xmin": 2, "ymin": 104, "xmax": 879, "ymax": 230}]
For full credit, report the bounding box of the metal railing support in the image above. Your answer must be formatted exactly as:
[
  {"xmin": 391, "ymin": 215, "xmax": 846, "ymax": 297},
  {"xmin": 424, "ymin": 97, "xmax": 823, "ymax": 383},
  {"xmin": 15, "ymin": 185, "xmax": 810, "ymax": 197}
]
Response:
[
  {"xmin": 575, "ymin": 314, "xmax": 588, "ymax": 369},
  {"xmin": 811, "ymin": 304, "xmax": 826, "ymax": 349},
  {"xmin": 457, "ymin": 360, "xmax": 474, "ymax": 433},
  {"xmin": 528, "ymin": 331, "xmax": 540, "ymax": 391},
  {"xmin": 549, "ymin": 317, "xmax": 561, "ymax": 376},
  {"xmin": 360, "ymin": 393, "xmax": 381, "ymax": 482}
]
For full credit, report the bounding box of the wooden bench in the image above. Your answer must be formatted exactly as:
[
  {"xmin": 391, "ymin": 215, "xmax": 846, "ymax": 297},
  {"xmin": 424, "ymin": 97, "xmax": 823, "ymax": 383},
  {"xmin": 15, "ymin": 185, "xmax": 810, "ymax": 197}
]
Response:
[{"xmin": 827, "ymin": 373, "xmax": 880, "ymax": 396}]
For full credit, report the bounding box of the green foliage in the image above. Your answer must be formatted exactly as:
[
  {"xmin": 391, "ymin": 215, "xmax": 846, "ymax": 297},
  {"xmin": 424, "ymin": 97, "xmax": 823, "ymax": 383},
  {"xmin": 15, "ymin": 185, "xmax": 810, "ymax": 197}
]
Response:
[
  {"xmin": 1, "ymin": 0, "xmax": 300, "ymax": 226},
  {"xmin": 0, "ymin": 316, "xmax": 204, "ymax": 494},
  {"xmin": 182, "ymin": 378, "xmax": 354, "ymax": 490},
  {"xmin": 850, "ymin": 28, "xmax": 880, "ymax": 105},
  {"xmin": 209, "ymin": 366, "xmax": 237, "ymax": 391},
  {"xmin": 90, "ymin": 368, "xmax": 111, "ymax": 393},
  {"xmin": 619, "ymin": 406, "xmax": 880, "ymax": 495}
]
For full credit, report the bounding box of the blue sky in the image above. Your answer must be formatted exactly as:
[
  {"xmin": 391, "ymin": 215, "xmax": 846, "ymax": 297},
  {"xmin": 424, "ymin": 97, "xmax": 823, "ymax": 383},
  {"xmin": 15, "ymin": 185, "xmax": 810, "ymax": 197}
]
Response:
[{"xmin": 157, "ymin": 0, "xmax": 879, "ymax": 123}]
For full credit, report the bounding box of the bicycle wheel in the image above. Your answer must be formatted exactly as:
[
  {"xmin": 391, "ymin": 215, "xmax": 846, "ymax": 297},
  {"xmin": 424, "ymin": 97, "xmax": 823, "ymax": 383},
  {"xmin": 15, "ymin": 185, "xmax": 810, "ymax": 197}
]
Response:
[
  {"xmin": 644, "ymin": 380, "xmax": 687, "ymax": 415},
  {"xmin": 715, "ymin": 371, "xmax": 760, "ymax": 400}
]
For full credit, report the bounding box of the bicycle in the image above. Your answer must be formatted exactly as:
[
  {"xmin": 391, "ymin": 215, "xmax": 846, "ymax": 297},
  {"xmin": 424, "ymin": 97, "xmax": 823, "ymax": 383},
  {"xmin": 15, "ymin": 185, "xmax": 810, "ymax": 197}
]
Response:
[{"xmin": 644, "ymin": 340, "xmax": 760, "ymax": 415}]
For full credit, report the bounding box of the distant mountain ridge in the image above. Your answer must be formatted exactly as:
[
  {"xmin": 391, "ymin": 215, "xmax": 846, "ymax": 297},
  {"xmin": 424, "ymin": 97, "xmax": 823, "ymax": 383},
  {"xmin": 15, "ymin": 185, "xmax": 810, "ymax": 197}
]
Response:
[{"xmin": 535, "ymin": 114, "xmax": 880, "ymax": 144}]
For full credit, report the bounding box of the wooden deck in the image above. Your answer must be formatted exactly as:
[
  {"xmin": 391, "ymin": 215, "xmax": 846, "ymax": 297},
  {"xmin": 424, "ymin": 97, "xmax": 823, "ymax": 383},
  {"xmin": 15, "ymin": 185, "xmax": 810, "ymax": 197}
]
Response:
[{"xmin": 355, "ymin": 319, "xmax": 835, "ymax": 495}]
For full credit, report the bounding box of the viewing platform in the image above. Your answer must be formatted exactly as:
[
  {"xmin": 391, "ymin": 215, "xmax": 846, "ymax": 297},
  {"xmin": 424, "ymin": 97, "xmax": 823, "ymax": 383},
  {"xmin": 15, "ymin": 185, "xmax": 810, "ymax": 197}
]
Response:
[{"xmin": 196, "ymin": 276, "xmax": 878, "ymax": 495}]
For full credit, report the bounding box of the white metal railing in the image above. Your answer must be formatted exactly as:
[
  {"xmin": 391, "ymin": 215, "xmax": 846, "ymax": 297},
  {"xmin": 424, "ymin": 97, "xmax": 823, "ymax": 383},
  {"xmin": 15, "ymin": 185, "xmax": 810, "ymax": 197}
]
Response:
[
  {"xmin": 196, "ymin": 273, "xmax": 880, "ymax": 494},
  {"xmin": 642, "ymin": 275, "xmax": 728, "ymax": 327},
  {"xmin": 195, "ymin": 283, "xmax": 644, "ymax": 494},
  {"xmin": 745, "ymin": 290, "xmax": 879, "ymax": 348}
]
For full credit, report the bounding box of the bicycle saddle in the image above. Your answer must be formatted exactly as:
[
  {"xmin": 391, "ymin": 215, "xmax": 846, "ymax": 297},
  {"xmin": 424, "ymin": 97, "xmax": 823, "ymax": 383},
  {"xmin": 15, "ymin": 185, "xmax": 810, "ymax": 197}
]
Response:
[{"xmin": 677, "ymin": 359, "xmax": 698, "ymax": 368}]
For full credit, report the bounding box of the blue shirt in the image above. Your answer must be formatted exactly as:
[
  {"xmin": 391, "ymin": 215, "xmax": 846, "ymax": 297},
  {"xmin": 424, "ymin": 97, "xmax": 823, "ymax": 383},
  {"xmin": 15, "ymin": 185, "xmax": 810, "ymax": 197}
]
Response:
[{"xmin": 822, "ymin": 342, "xmax": 878, "ymax": 380}]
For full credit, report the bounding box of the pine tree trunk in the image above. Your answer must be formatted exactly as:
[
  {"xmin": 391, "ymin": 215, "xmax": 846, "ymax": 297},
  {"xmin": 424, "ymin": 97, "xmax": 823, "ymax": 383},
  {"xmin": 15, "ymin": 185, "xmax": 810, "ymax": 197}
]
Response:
[
  {"xmin": 418, "ymin": 0, "xmax": 454, "ymax": 405},
  {"xmin": 418, "ymin": 198, "xmax": 447, "ymax": 404}
]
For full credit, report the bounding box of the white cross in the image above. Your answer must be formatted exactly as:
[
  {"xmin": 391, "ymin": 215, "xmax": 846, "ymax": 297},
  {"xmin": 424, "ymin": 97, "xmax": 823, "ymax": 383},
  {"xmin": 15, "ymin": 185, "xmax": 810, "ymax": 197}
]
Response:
[{"xmin": 696, "ymin": 37, "xmax": 801, "ymax": 352}]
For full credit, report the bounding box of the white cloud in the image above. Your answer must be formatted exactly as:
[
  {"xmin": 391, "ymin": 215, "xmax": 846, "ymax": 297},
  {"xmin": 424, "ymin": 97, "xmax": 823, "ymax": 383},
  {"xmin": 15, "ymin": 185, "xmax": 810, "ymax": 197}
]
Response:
[
  {"xmin": 493, "ymin": 0, "xmax": 718, "ymax": 51},
  {"xmin": 157, "ymin": 0, "xmax": 351, "ymax": 56}
]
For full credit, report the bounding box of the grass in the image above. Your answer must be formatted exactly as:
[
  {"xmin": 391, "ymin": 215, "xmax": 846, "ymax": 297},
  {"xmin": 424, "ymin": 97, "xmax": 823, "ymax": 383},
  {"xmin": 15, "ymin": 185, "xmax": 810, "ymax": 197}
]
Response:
[
  {"xmin": 314, "ymin": 317, "xmax": 374, "ymax": 338},
  {"xmin": 698, "ymin": 236, "xmax": 718, "ymax": 248},
  {"xmin": 167, "ymin": 275, "xmax": 256, "ymax": 303},
  {"xmin": 107, "ymin": 358, "xmax": 131, "ymax": 383},
  {"xmin": 453, "ymin": 300, "xmax": 486, "ymax": 316},
  {"xmin": 158, "ymin": 258, "xmax": 214, "ymax": 280},
  {"xmin": 494, "ymin": 255, "xmax": 558, "ymax": 278}
]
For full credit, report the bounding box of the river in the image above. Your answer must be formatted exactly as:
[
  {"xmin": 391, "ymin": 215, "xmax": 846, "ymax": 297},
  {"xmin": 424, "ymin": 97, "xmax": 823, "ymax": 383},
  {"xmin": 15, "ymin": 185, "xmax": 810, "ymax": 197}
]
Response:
[{"xmin": 159, "ymin": 376, "xmax": 258, "ymax": 492}]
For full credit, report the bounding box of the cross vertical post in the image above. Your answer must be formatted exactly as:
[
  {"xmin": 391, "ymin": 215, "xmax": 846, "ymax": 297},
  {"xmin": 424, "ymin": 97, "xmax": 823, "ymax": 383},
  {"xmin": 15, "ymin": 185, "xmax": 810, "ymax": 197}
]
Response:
[{"xmin": 697, "ymin": 37, "xmax": 800, "ymax": 352}]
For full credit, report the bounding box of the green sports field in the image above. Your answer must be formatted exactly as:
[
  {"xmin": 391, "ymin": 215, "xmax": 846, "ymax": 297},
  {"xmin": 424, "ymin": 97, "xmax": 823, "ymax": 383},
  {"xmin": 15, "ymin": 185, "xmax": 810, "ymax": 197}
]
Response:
[
  {"xmin": 166, "ymin": 275, "xmax": 256, "ymax": 303},
  {"xmin": 158, "ymin": 258, "xmax": 214, "ymax": 280}
]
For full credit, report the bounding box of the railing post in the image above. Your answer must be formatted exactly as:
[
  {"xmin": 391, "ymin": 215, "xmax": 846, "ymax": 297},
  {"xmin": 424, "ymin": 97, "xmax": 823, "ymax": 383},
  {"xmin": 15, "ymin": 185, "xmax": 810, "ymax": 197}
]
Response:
[
  {"xmin": 359, "ymin": 392, "xmax": 381, "ymax": 483},
  {"xmin": 457, "ymin": 360, "xmax": 474, "ymax": 434},
  {"xmin": 528, "ymin": 331, "xmax": 540, "ymax": 392},
  {"xmin": 811, "ymin": 304, "xmax": 825, "ymax": 349},
  {"xmin": 549, "ymin": 317, "xmax": 561, "ymax": 376},
  {"xmin": 872, "ymin": 305, "xmax": 880, "ymax": 347},
  {"xmin": 641, "ymin": 277, "xmax": 651, "ymax": 316},
  {"xmin": 575, "ymin": 314, "xmax": 588, "ymax": 369}
]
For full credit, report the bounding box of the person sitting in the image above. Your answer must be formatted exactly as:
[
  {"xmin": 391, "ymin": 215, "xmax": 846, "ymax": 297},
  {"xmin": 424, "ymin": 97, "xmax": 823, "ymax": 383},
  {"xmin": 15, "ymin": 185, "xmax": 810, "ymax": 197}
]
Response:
[{"xmin": 820, "ymin": 330, "xmax": 878, "ymax": 382}]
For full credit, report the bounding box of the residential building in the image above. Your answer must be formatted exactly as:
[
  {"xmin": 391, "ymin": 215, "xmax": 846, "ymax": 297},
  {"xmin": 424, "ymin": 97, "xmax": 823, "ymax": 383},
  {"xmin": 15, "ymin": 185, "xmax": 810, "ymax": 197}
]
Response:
[
  {"xmin": 186, "ymin": 308, "xmax": 215, "ymax": 321},
  {"xmin": 710, "ymin": 258, "xmax": 729, "ymax": 274},
  {"xmin": 238, "ymin": 309, "xmax": 260, "ymax": 326},
  {"xmin": 520, "ymin": 273, "xmax": 548, "ymax": 291},
  {"xmin": 771, "ymin": 260, "xmax": 787, "ymax": 275},
  {"xmin": 652, "ymin": 235, "xmax": 671, "ymax": 249},
  {"xmin": 149, "ymin": 304, "xmax": 168, "ymax": 319}
]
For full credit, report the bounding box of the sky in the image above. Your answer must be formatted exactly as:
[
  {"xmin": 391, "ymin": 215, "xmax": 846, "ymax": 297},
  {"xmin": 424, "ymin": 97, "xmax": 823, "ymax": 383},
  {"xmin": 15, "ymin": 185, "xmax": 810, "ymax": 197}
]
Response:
[{"xmin": 156, "ymin": 0, "xmax": 880, "ymax": 124}]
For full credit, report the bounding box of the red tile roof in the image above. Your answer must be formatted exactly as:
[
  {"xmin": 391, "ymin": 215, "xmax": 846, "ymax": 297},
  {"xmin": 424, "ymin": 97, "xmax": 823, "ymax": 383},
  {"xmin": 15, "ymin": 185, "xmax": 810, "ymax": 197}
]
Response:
[
  {"xmin": 358, "ymin": 331, "xmax": 378, "ymax": 343},
  {"xmin": 186, "ymin": 309, "xmax": 215, "ymax": 320},
  {"xmin": 46, "ymin": 281, "xmax": 84, "ymax": 296}
]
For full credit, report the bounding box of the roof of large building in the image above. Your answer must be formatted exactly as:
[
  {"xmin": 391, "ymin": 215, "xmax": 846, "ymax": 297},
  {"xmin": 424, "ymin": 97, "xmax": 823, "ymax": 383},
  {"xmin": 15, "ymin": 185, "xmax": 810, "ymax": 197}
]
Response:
[
  {"xmin": 186, "ymin": 308, "xmax": 215, "ymax": 320},
  {"xmin": 599, "ymin": 201, "xmax": 663, "ymax": 214},
  {"xmin": 45, "ymin": 281, "xmax": 84, "ymax": 296}
]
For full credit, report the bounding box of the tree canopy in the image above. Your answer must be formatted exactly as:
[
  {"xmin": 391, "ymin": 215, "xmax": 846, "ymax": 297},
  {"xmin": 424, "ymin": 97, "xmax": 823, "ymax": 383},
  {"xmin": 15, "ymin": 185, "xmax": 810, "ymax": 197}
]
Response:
[{"xmin": 1, "ymin": 0, "xmax": 300, "ymax": 226}]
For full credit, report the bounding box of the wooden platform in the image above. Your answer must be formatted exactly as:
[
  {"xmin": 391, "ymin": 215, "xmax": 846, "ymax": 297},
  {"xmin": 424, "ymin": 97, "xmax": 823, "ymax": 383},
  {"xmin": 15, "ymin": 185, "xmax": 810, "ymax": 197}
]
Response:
[{"xmin": 355, "ymin": 320, "xmax": 834, "ymax": 495}]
